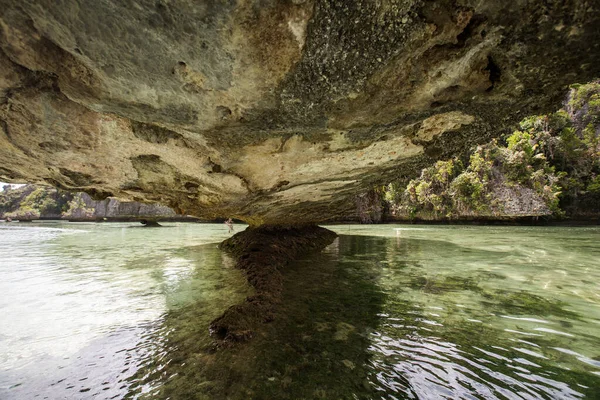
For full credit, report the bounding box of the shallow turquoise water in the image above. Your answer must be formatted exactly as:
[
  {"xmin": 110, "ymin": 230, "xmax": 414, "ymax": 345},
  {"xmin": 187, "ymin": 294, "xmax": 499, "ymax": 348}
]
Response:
[
  {"xmin": 0, "ymin": 222, "xmax": 250, "ymax": 399},
  {"xmin": 1, "ymin": 222, "xmax": 599, "ymax": 399},
  {"xmin": 322, "ymin": 225, "xmax": 600, "ymax": 399}
]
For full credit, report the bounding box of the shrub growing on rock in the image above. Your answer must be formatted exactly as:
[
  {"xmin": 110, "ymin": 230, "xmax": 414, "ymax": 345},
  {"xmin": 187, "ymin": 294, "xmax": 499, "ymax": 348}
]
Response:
[{"xmin": 382, "ymin": 80, "xmax": 600, "ymax": 220}]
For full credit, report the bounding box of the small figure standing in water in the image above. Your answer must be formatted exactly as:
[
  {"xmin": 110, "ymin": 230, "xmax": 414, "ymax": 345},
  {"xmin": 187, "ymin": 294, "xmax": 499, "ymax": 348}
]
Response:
[{"xmin": 225, "ymin": 218, "xmax": 234, "ymax": 233}]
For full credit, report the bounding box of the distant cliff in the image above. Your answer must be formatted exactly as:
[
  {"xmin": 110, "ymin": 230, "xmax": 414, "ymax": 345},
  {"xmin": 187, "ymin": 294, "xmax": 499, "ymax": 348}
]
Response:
[
  {"xmin": 62, "ymin": 192, "xmax": 181, "ymax": 221},
  {"xmin": 0, "ymin": 185, "xmax": 190, "ymax": 221}
]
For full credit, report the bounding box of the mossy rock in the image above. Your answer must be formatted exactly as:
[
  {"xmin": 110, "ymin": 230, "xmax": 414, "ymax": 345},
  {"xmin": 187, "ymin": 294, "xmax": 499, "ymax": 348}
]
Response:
[{"xmin": 482, "ymin": 291, "xmax": 581, "ymax": 320}]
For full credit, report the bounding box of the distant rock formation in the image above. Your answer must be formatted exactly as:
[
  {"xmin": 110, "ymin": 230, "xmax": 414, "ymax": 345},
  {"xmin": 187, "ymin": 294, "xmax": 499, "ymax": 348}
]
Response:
[
  {"xmin": 0, "ymin": 185, "xmax": 189, "ymax": 221},
  {"xmin": 63, "ymin": 192, "xmax": 179, "ymax": 221}
]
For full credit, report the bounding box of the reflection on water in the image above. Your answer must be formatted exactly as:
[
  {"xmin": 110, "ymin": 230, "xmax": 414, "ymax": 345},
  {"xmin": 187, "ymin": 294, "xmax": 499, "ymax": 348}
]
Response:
[{"xmin": 1, "ymin": 223, "xmax": 600, "ymax": 399}]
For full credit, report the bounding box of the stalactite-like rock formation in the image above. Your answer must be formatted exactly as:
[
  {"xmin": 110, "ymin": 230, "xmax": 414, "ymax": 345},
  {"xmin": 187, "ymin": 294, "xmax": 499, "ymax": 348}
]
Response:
[{"xmin": 0, "ymin": 1, "xmax": 599, "ymax": 223}]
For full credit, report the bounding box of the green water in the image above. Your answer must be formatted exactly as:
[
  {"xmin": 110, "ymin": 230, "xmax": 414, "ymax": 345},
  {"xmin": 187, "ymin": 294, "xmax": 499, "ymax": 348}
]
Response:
[{"xmin": 1, "ymin": 223, "xmax": 599, "ymax": 399}]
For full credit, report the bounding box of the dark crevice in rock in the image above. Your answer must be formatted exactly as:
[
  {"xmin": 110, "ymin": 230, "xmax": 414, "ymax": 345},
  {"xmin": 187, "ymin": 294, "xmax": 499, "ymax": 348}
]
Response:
[
  {"xmin": 455, "ymin": 13, "xmax": 487, "ymax": 47},
  {"xmin": 485, "ymin": 55, "xmax": 501, "ymax": 91},
  {"xmin": 184, "ymin": 181, "xmax": 199, "ymax": 192},
  {"xmin": 273, "ymin": 180, "xmax": 290, "ymax": 190},
  {"xmin": 58, "ymin": 168, "xmax": 99, "ymax": 187},
  {"xmin": 86, "ymin": 188, "xmax": 113, "ymax": 201},
  {"xmin": 0, "ymin": 119, "xmax": 9, "ymax": 140},
  {"xmin": 43, "ymin": 178, "xmax": 66, "ymax": 189},
  {"xmin": 209, "ymin": 225, "xmax": 337, "ymax": 344},
  {"xmin": 130, "ymin": 121, "xmax": 187, "ymax": 145},
  {"xmin": 130, "ymin": 154, "xmax": 165, "ymax": 177},
  {"xmin": 216, "ymin": 105, "xmax": 232, "ymax": 120},
  {"xmin": 424, "ymin": 144, "xmax": 444, "ymax": 159},
  {"xmin": 205, "ymin": 158, "xmax": 223, "ymax": 174},
  {"xmin": 0, "ymin": 166, "xmax": 24, "ymax": 180}
]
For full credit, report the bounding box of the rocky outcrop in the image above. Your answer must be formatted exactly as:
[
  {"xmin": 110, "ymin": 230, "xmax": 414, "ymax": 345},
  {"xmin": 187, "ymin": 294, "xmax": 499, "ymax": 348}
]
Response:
[
  {"xmin": 0, "ymin": 184, "xmax": 183, "ymax": 220},
  {"xmin": 210, "ymin": 225, "xmax": 337, "ymax": 343},
  {"xmin": 1, "ymin": 1, "xmax": 599, "ymax": 224},
  {"xmin": 356, "ymin": 188, "xmax": 386, "ymax": 223},
  {"xmin": 65, "ymin": 192, "xmax": 179, "ymax": 220}
]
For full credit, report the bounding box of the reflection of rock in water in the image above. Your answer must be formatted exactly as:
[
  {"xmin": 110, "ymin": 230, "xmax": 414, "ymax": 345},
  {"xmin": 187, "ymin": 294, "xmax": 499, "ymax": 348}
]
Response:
[
  {"xmin": 127, "ymin": 233, "xmax": 600, "ymax": 399},
  {"xmin": 123, "ymin": 244, "xmax": 251, "ymax": 399},
  {"xmin": 230, "ymin": 235, "xmax": 386, "ymax": 399},
  {"xmin": 209, "ymin": 225, "xmax": 337, "ymax": 343},
  {"xmin": 133, "ymin": 235, "xmax": 387, "ymax": 400},
  {"xmin": 482, "ymin": 290, "xmax": 582, "ymax": 319}
]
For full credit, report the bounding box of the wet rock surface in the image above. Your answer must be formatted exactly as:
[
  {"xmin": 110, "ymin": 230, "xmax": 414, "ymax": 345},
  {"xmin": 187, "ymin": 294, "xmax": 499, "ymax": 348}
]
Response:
[
  {"xmin": 0, "ymin": 1, "xmax": 599, "ymax": 223},
  {"xmin": 210, "ymin": 225, "xmax": 337, "ymax": 343}
]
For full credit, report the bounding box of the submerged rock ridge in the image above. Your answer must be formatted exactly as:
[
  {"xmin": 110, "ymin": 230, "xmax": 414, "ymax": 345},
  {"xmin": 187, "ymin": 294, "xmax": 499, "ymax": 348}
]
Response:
[
  {"xmin": 210, "ymin": 225, "xmax": 337, "ymax": 343},
  {"xmin": 0, "ymin": 1, "xmax": 599, "ymax": 223}
]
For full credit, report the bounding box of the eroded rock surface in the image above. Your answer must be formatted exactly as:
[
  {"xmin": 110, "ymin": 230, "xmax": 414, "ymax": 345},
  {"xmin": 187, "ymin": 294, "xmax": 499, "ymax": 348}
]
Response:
[
  {"xmin": 210, "ymin": 225, "xmax": 337, "ymax": 342},
  {"xmin": 1, "ymin": 0, "xmax": 599, "ymax": 223}
]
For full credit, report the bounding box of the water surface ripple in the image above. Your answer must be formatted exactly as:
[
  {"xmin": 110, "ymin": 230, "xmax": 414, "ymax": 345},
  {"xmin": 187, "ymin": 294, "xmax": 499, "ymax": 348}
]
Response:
[
  {"xmin": 1, "ymin": 222, "xmax": 599, "ymax": 399},
  {"xmin": 0, "ymin": 222, "xmax": 249, "ymax": 399}
]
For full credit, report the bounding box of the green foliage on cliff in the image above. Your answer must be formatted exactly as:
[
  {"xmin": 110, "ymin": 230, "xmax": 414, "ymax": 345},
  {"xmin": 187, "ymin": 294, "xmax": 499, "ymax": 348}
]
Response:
[
  {"xmin": 385, "ymin": 80, "xmax": 600, "ymax": 220},
  {"xmin": 1, "ymin": 185, "xmax": 74, "ymax": 220},
  {"xmin": 1, "ymin": 185, "xmax": 179, "ymax": 221},
  {"xmin": 62, "ymin": 193, "xmax": 96, "ymax": 219},
  {"xmin": 1, "ymin": 186, "xmax": 100, "ymax": 220},
  {"xmin": 387, "ymin": 145, "xmax": 504, "ymax": 219},
  {"xmin": 0, "ymin": 185, "xmax": 27, "ymax": 213}
]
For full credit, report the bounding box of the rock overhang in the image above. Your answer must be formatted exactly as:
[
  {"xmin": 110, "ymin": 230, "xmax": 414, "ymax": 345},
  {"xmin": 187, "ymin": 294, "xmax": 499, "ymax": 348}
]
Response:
[{"xmin": 0, "ymin": 0, "xmax": 599, "ymax": 224}]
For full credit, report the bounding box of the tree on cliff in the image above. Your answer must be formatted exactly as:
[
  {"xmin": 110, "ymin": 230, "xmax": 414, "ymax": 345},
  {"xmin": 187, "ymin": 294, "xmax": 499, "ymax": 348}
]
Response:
[
  {"xmin": 1, "ymin": 185, "xmax": 74, "ymax": 220},
  {"xmin": 61, "ymin": 193, "xmax": 96, "ymax": 220}
]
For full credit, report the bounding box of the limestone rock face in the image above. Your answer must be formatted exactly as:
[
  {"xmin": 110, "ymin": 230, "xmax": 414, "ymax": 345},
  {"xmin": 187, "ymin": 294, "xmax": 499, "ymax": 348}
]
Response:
[
  {"xmin": 73, "ymin": 193, "xmax": 178, "ymax": 220},
  {"xmin": 0, "ymin": 0, "xmax": 599, "ymax": 224}
]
